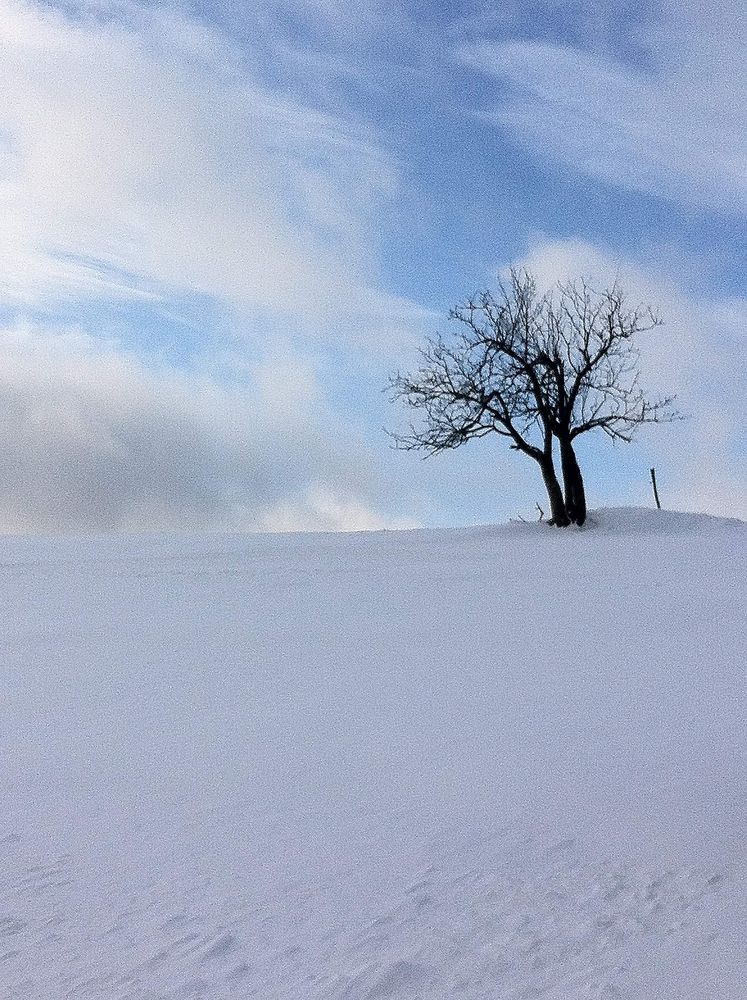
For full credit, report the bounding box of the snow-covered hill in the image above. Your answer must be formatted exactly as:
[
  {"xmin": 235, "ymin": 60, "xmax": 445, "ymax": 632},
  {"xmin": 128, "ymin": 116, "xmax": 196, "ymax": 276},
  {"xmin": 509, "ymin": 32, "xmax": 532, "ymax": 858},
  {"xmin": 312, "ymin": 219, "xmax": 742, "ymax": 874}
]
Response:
[{"xmin": 1, "ymin": 509, "xmax": 744, "ymax": 999}]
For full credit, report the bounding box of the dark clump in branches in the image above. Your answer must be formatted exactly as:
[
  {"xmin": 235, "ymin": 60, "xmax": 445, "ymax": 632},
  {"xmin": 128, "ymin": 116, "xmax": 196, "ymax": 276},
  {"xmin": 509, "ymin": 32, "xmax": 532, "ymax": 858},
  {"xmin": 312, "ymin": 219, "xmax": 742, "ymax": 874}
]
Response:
[{"xmin": 388, "ymin": 270, "xmax": 678, "ymax": 527}]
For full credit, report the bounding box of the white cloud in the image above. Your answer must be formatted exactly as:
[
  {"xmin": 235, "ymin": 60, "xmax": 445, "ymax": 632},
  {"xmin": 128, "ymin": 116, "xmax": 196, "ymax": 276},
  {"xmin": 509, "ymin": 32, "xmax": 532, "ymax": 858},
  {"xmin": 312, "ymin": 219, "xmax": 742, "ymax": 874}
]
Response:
[
  {"xmin": 0, "ymin": 0, "xmax": 412, "ymax": 340},
  {"xmin": 0, "ymin": 323, "xmax": 409, "ymax": 533},
  {"xmin": 0, "ymin": 0, "xmax": 436, "ymax": 534},
  {"xmin": 257, "ymin": 485, "xmax": 419, "ymax": 533},
  {"xmin": 459, "ymin": 0, "xmax": 747, "ymax": 213}
]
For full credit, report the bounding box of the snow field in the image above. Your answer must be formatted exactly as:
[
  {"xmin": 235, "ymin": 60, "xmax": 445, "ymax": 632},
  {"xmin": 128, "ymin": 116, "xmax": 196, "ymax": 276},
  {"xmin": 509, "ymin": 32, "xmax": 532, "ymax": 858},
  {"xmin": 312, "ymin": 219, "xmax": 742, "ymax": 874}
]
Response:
[{"xmin": 0, "ymin": 508, "xmax": 744, "ymax": 998}]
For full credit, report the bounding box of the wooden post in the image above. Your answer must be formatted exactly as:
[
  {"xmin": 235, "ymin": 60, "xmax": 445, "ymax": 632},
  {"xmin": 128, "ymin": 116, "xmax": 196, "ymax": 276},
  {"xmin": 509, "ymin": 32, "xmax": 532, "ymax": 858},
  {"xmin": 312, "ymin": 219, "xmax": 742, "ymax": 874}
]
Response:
[{"xmin": 650, "ymin": 467, "xmax": 662, "ymax": 510}]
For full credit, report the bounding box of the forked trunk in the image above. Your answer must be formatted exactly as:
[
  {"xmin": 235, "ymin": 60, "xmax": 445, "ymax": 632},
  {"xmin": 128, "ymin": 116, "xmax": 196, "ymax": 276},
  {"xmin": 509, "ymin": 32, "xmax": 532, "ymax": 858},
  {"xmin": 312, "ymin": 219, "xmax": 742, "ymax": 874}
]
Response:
[
  {"xmin": 539, "ymin": 456, "xmax": 570, "ymax": 526},
  {"xmin": 559, "ymin": 436, "xmax": 586, "ymax": 526}
]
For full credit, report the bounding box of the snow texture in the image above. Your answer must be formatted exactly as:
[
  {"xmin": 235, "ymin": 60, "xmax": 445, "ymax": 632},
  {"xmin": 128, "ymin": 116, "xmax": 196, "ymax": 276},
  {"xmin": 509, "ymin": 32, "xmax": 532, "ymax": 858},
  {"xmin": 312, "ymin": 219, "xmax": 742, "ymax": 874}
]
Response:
[{"xmin": 1, "ymin": 508, "xmax": 745, "ymax": 998}]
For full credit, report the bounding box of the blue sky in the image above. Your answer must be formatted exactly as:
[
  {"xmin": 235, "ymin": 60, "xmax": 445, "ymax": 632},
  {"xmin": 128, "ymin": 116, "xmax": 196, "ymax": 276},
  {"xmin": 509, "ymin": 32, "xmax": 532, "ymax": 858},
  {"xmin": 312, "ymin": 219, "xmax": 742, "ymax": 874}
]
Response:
[{"xmin": 0, "ymin": 0, "xmax": 744, "ymax": 531}]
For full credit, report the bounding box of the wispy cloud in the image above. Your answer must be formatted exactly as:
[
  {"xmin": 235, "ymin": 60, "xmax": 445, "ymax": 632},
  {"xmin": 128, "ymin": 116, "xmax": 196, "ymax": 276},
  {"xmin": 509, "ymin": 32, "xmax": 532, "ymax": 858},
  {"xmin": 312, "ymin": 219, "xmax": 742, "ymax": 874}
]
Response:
[
  {"xmin": 458, "ymin": 0, "xmax": 747, "ymax": 213},
  {"xmin": 0, "ymin": 0, "xmax": 407, "ymax": 336}
]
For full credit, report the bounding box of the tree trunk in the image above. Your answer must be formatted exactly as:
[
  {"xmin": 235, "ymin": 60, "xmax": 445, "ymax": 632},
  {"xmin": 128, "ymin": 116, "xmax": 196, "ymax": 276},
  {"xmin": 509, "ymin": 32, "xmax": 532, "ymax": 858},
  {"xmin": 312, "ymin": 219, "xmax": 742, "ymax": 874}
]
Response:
[
  {"xmin": 539, "ymin": 455, "xmax": 570, "ymax": 526},
  {"xmin": 559, "ymin": 436, "xmax": 586, "ymax": 526}
]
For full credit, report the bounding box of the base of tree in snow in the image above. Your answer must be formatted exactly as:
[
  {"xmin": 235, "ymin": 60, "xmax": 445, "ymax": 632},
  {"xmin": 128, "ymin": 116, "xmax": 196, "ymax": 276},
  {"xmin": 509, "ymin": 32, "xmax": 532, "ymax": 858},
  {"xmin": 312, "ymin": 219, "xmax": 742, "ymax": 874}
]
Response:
[{"xmin": 1, "ymin": 508, "xmax": 744, "ymax": 998}]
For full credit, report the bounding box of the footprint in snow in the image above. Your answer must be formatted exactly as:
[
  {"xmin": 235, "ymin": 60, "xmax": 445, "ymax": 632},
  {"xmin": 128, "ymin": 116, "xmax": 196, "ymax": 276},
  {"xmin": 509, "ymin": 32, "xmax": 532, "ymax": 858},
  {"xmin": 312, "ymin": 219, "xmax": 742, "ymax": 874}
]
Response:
[{"xmin": 199, "ymin": 932, "xmax": 237, "ymax": 964}]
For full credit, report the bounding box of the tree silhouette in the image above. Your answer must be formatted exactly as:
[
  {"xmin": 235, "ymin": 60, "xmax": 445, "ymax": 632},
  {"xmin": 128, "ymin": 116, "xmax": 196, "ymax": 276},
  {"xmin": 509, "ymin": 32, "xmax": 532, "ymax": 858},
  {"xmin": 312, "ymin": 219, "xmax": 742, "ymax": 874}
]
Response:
[{"xmin": 388, "ymin": 270, "xmax": 678, "ymax": 526}]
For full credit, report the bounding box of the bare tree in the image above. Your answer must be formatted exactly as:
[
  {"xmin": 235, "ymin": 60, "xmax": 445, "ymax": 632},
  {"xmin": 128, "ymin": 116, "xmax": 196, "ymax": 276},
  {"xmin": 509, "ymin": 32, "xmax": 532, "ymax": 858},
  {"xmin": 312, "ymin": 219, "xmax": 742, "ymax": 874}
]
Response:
[{"xmin": 388, "ymin": 270, "xmax": 678, "ymax": 526}]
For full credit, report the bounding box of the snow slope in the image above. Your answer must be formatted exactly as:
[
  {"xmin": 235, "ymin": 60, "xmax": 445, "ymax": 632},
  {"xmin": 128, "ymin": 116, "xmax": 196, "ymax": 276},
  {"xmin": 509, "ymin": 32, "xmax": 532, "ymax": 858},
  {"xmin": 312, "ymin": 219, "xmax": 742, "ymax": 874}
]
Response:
[{"xmin": 0, "ymin": 508, "xmax": 744, "ymax": 999}]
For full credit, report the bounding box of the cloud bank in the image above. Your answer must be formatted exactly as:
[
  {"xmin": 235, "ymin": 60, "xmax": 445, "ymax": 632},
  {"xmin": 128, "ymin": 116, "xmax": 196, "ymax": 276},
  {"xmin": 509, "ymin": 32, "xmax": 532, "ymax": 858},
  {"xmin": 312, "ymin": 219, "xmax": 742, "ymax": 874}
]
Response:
[
  {"xmin": 0, "ymin": 0, "xmax": 429, "ymax": 533},
  {"xmin": 0, "ymin": 323, "xmax": 417, "ymax": 532}
]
